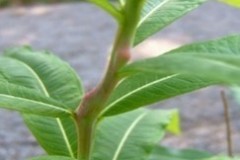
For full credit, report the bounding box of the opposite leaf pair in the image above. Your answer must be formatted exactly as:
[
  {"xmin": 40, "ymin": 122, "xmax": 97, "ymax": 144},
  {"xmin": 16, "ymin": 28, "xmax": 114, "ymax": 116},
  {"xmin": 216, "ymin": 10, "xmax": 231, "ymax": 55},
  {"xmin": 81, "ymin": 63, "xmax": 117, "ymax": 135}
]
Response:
[
  {"xmin": 0, "ymin": 47, "xmax": 176, "ymax": 160},
  {"xmin": 2, "ymin": 34, "xmax": 240, "ymax": 160}
]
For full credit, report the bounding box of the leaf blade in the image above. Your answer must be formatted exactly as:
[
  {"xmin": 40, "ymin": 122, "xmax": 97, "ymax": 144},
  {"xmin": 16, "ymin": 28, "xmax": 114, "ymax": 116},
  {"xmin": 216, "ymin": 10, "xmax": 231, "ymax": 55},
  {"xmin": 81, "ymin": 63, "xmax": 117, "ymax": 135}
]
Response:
[
  {"xmin": 103, "ymin": 72, "xmax": 215, "ymax": 116},
  {"xmin": 1, "ymin": 47, "xmax": 83, "ymax": 157},
  {"xmin": 0, "ymin": 82, "xmax": 71, "ymax": 117},
  {"xmin": 92, "ymin": 109, "xmax": 178, "ymax": 160},
  {"xmin": 125, "ymin": 36, "xmax": 240, "ymax": 84},
  {"xmin": 149, "ymin": 146, "xmax": 213, "ymax": 160},
  {"xmin": 5, "ymin": 47, "xmax": 83, "ymax": 109},
  {"xmin": 29, "ymin": 155, "xmax": 76, "ymax": 160},
  {"xmin": 23, "ymin": 115, "xmax": 77, "ymax": 157},
  {"xmin": 103, "ymin": 36, "xmax": 240, "ymax": 116},
  {"xmin": 134, "ymin": 0, "xmax": 207, "ymax": 45}
]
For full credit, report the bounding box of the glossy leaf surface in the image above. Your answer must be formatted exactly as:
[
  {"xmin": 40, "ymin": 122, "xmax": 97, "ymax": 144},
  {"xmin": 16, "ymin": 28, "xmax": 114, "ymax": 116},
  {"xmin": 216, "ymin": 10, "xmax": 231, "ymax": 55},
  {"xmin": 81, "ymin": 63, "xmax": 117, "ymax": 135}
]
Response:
[
  {"xmin": 134, "ymin": 0, "xmax": 207, "ymax": 45},
  {"xmin": 92, "ymin": 109, "xmax": 178, "ymax": 160}
]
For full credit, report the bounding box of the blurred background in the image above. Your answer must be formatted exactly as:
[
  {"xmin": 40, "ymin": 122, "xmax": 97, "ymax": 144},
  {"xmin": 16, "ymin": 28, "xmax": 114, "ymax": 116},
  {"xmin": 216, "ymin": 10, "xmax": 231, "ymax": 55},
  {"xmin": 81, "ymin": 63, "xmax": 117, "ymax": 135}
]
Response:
[
  {"xmin": 0, "ymin": 0, "xmax": 240, "ymax": 159},
  {"xmin": 0, "ymin": 0, "xmax": 78, "ymax": 7}
]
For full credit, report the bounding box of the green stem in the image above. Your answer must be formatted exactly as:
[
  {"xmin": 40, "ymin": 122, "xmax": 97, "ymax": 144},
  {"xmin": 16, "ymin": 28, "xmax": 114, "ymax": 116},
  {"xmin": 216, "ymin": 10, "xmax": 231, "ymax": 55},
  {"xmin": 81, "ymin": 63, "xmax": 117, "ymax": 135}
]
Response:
[
  {"xmin": 75, "ymin": 1, "xmax": 146, "ymax": 160},
  {"xmin": 75, "ymin": 25, "xmax": 129, "ymax": 160}
]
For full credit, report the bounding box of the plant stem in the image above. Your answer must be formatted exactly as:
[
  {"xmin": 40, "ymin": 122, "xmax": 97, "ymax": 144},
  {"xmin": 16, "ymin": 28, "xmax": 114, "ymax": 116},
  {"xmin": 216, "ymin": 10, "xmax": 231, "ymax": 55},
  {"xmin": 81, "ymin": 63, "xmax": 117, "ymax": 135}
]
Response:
[
  {"xmin": 75, "ymin": 1, "xmax": 146, "ymax": 160},
  {"xmin": 75, "ymin": 23, "xmax": 131, "ymax": 160},
  {"xmin": 220, "ymin": 90, "xmax": 234, "ymax": 157}
]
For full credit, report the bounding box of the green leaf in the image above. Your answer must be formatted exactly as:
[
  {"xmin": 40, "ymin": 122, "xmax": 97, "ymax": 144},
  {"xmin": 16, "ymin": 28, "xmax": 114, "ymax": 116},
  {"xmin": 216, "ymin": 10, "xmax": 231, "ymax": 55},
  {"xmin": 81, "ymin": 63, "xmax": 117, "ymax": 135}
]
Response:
[
  {"xmin": 134, "ymin": 0, "xmax": 207, "ymax": 45},
  {"xmin": 167, "ymin": 35, "xmax": 240, "ymax": 55},
  {"xmin": 149, "ymin": 146, "xmax": 213, "ymax": 160},
  {"xmin": 103, "ymin": 35, "xmax": 240, "ymax": 116},
  {"xmin": 29, "ymin": 156, "xmax": 76, "ymax": 160},
  {"xmin": 123, "ymin": 36, "xmax": 240, "ymax": 83},
  {"xmin": 206, "ymin": 156, "xmax": 240, "ymax": 160},
  {"xmin": 219, "ymin": 0, "xmax": 240, "ymax": 8},
  {"xmin": 2, "ymin": 47, "xmax": 83, "ymax": 158},
  {"xmin": 0, "ymin": 81, "xmax": 71, "ymax": 116},
  {"xmin": 102, "ymin": 72, "xmax": 214, "ymax": 116},
  {"xmin": 92, "ymin": 109, "xmax": 178, "ymax": 160},
  {"xmin": 5, "ymin": 47, "xmax": 83, "ymax": 109},
  {"xmin": 24, "ymin": 115, "xmax": 78, "ymax": 158},
  {"xmin": 165, "ymin": 110, "xmax": 180, "ymax": 134}
]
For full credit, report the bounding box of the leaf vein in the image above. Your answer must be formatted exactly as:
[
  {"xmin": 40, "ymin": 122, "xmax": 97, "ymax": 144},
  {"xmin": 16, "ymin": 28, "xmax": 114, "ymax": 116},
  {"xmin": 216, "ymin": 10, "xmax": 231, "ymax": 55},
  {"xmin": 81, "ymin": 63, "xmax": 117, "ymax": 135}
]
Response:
[
  {"xmin": 102, "ymin": 74, "xmax": 179, "ymax": 115},
  {"xmin": 7, "ymin": 56, "xmax": 75, "ymax": 157},
  {"xmin": 112, "ymin": 113, "xmax": 147, "ymax": 160},
  {"xmin": 137, "ymin": 0, "xmax": 169, "ymax": 27},
  {"xmin": 0, "ymin": 94, "xmax": 70, "ymax": 113},
  {"xmin": 57, "ymin": 118, "xmax": 75, "ymax": 158}
]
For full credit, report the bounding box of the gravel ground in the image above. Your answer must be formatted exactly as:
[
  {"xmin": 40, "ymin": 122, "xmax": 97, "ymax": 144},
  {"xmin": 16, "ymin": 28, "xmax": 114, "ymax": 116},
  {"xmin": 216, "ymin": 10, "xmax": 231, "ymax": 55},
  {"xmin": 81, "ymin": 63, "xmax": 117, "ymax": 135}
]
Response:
[{"xmin": 0, "ymin": 1, "xmax": 240, "ymax": 159}]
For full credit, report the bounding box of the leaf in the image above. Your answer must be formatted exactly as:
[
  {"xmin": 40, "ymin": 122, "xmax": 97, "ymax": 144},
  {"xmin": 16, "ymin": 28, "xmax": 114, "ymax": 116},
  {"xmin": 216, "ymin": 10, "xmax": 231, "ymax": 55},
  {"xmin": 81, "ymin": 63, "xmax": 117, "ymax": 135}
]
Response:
[
  {"xmin": 219, "ymin": 0, "xmax": 240, "ymax": 8},
  {"xmin": 134, "ymin": 0, "xmax": 207, "ymax": 45},
  {"xmin": 123, "ymin": 54, "xmax": 240, "ymax": 82},
  {"xmin": 103, "ymin": 36, "xmax": 240, "ymax": 116},
  {"xmin": 123, "ymin": 36, "xmax": 240, "ymax": 83},
  {"xmin": 23, "ymin": 115, "xmax": 78, "ymax": 157},
  {"xmin": 149, "ymin": 146, "xmax": 213, "ymax": 160},
  {"xmin": 2, "ymin": 47, "xmax": 83, "ymax": 158},
  {"xmin": 167, "ymin": 35, "xmax": 240, "ymax": 55},
  {"xmin": 5, "ymin": 47, "xmax": 83, "ymax": 109},
  {"xmin": 92, "ymin": 109, "xmax": 178, "ymax": 160},
  {"xmin": 29, "ymin": 156, "xmax": 76, "ymax": 160},
  {"xmin": 206, "ymin": 156, "xmax": 240, "ymax": 160},
  {"xmin": 0, "ymin": 82, "xmax": 71, "ymax": 116},
  {"xmin": 102, "ymin": 72, "xmax": 215, "ymax": 116},
  {"xmin": 165, "ymin": 110, "xmax": 180, "ymax": 134}
]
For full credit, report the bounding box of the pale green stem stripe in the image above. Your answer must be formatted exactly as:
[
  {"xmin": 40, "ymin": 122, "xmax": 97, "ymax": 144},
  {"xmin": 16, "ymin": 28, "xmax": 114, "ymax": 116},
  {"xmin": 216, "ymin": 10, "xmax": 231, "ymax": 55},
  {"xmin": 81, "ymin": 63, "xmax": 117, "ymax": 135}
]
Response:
[
  {"xmin": 137, "ymin": 0, "xmax": 169, "ymax": 27},
  {"xmin": 102, "ymin": 74, "xmax": 178, "ymax": 115},
  {"xmin": 112, "ymin": 113, "xmax": 147, "ymax": 160},
  {"xmin": 57, "ymin": 118, "xmax": 75, "ymax": 158}
]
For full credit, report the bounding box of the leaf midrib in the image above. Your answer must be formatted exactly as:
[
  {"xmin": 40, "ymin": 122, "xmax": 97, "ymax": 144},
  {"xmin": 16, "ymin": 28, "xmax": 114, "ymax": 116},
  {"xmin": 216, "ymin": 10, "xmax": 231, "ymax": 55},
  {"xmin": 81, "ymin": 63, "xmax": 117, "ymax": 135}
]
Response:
[
  {"xmin": 102, "ymin": 74, "xmax": 178, "ymax": 115},
  {"xmin": 137, "ymin": 0, "xmax": 169, "ymax": 27},
  {"xmin": 57, "ymin": 118, "xmax": 75, "ymax": 158},
  {"xmin": 112, "ymin": 113, "xmax": 147, "ymax": 160},
  {"xmin": 0, "ymin": 94, "xmax": 70, "ymax": 113}
]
